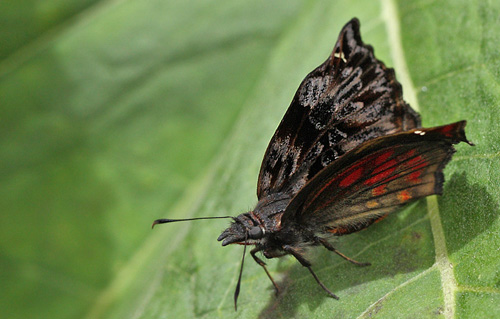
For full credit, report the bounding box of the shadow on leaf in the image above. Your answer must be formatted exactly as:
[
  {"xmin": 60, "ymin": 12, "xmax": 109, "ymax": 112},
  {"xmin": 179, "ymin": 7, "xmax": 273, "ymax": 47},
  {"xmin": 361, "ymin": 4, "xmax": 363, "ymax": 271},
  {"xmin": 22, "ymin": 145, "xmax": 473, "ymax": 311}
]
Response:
[
  {"xmin": 257, "ymin": 172, "xmax": 497, "ymax": 318},
  {"xmin": 438, "ymin": 172, "xmax": 499, "ymax": 254}
]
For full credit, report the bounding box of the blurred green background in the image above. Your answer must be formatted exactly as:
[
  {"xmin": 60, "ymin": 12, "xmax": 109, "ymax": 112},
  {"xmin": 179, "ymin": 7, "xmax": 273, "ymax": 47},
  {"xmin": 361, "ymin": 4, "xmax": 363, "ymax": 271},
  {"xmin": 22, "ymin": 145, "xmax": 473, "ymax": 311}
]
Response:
[
  {"xmin": 1, "ymin": 1, "xmax": 499, "ymax": 319},
  {"xmin": 0, "ymin": 1, "xmax": 310, "ymax": 318}
]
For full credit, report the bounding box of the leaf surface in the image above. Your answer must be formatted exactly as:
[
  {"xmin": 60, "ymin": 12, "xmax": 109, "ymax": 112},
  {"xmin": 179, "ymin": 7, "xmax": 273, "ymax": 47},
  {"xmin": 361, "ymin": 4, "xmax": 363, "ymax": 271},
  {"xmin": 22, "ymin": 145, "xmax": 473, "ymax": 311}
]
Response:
[{"xmin": 1, "ymin": 0, "xmax": 499, "ymax": 318}]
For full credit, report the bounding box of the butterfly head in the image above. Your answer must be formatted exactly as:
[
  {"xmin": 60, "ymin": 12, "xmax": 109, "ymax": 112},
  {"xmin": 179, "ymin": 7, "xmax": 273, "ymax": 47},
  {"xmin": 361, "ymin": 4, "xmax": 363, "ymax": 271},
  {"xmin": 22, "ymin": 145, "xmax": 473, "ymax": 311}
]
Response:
[{"xmin": 217, "ymin": 212, "xmax": 266, "ymax": 246}]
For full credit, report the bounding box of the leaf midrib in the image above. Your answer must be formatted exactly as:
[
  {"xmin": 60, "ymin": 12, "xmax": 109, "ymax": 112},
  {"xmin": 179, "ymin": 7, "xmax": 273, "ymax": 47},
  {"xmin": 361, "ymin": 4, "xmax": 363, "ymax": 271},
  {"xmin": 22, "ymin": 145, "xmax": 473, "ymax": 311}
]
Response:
[{"xmin": 382, "ymin": 0, "xmax": 457, "ymax": 318}]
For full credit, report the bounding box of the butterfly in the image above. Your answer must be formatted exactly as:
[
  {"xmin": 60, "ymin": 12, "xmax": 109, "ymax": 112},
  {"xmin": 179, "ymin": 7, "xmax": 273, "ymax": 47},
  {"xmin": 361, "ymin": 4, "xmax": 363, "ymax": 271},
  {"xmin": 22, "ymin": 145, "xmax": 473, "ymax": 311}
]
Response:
[{"xmin": 153, "ymin": 18, "xmax": 473, "ymax": 310}]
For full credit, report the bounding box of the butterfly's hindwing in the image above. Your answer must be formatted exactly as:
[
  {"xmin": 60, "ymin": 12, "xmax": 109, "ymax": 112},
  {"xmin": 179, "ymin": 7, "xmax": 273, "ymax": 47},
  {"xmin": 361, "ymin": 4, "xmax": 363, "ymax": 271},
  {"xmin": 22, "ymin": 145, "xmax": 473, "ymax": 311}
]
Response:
[
  {"xmin": 281, "ymin": 121, "xmax": 472, "ymax": 235},
  {"xmin": 257, "ymin": 18, "xmax": 420, "ymax": 200}
]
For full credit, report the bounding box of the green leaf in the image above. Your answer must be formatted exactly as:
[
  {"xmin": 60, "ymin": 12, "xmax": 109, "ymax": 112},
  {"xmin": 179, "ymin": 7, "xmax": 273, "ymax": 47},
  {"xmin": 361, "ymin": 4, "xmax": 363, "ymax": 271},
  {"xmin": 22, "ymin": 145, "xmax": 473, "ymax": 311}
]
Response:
[
  {"xmin": 2, "ymin": 0, "xmax": 499, "ymax": 319},
  {"xmin": 0, "ymin": 0, "xmax": 101, "ymax": 61}
]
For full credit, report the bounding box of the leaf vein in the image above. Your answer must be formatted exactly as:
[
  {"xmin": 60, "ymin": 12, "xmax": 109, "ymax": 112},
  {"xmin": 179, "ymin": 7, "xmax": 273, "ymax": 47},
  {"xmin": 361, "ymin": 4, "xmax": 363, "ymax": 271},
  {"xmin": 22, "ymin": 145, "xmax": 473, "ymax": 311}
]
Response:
[
  {"xmin": 382, "ymin": 1, "xmax": 457, "ymax": 317},
  {"xmin": 355, "ymin": 266, "xmax": 436, "ymax": 319},
  {"xmin": 427, "ymin": 195, "xmax": 457, "ymax": 318},
  {"xmin": 458, "ymin": 285, "xmax": 500, "ymax": 294}
]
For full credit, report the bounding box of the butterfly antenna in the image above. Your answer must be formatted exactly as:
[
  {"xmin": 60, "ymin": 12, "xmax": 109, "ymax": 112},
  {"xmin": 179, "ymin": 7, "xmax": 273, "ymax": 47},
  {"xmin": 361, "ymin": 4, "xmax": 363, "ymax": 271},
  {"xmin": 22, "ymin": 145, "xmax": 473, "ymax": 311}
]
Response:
[
  {"xmin": 234, "ymin": 231, "xmax": 248, "ymax": 311},
  {"xmin": 151, "ymin": 216, "xmax": 233, "ymax": 229}
]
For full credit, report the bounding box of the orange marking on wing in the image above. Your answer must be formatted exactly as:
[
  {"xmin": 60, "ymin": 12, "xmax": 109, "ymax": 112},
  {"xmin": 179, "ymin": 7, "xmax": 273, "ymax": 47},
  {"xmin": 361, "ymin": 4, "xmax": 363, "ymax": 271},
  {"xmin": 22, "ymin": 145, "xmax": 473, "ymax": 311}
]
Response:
[
  {"xmin": 372, "ymin": 184, "xmax": 387, "ymax": 196},
  {"xmin": 328, "ymin": 227, "xmax": 350, "ymax": 235},
  {"xmin": 397, "ymin": 190, "xmax": 412, "ymax": 202},
  {"xmin": 366, "ymin": 200, "xmax": 378, "ymax": 208},
  {"xmin": 339, "ymin": 167, "xmax": 364, "ymax": 187}
]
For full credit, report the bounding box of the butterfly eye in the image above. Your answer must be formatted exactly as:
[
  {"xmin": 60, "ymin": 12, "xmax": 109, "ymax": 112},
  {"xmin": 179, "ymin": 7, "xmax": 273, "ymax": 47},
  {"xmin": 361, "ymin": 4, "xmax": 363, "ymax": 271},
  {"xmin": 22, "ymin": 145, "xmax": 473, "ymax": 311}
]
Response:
[{"xmin": 248, "ymin": 226, "xmax": 264, "ymax": 239}]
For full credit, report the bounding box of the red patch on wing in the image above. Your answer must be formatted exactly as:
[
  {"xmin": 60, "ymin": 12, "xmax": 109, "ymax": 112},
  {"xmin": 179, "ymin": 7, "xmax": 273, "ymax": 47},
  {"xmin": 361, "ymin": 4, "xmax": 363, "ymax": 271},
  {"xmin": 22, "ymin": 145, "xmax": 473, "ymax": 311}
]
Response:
[
  {"xmin": 364, "ymin": 166, "xmax": 397, "ymax": 186},
  {"xmin": 374, "ymin": 150, "xmax": 394, "ymax": 165},
  {"xmin": 402, "ymin": 156, "xmax": 428, "ymax": 180},
  {"xmin": 339, "ymin": 167, "xmax": 364, "ymax": 187},
  {"xmin": 315, "ymin": 154, "xmax": 377, "ymax": 198},
  {"xmin": 406, "ymin": 155, "xmax": 425, "ymax": 167},
  {"xmin": 398, "ymin": 149, "xmax": 416, "ymax": 162},
  {"xmin": 441, "ymin": 125, "xmax": 452, "ymax": 132},
  {"xmin": 406, "ymin": 170, "xmax": 422, "ymax": 183},
  {"xmin": 438, "ymin": 124, "xmax": 453, "ymax": 135},
  {"xmin": 372, "ymin": 159, "xmax": 397, "ymax": 174}
]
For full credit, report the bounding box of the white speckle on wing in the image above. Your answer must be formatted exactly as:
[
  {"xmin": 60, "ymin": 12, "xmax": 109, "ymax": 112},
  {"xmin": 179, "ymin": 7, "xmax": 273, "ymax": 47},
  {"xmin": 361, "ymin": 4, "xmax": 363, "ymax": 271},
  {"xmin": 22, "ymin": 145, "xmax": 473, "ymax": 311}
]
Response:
[
  {"xmin": 334, "ymin": 51, "xmax": 347, "ymax": 62},
  {"xmin": 298, "ymin": 76, "xmax": 333, "ymax": 108}
]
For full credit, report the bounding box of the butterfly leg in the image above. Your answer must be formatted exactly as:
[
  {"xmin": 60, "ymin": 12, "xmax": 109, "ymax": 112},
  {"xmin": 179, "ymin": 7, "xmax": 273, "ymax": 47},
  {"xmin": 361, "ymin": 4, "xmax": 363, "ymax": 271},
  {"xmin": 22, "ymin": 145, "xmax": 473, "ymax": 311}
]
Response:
[
  {"xmin": 317, "ymin": 238, "xmax": 371, "ymax": 267},
  {"xmin": 283, "ymin": 245, "xmax": 339, "ymax": 300},
  {"xmin": 250, "ymin": 247, "xmax": 280, "ymax": 295}
]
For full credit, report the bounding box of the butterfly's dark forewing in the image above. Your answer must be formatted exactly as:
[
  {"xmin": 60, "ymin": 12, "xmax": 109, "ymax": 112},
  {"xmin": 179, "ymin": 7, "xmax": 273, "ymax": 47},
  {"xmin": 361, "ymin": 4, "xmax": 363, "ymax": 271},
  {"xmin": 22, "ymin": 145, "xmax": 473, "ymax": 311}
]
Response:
[
  {"xmin": 281, "ymin": 121, "xmax": 472, "ymax": 235},
  {"xmin": 257, "ymin": 18, "xmax": 421, "ymax": 200}
]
